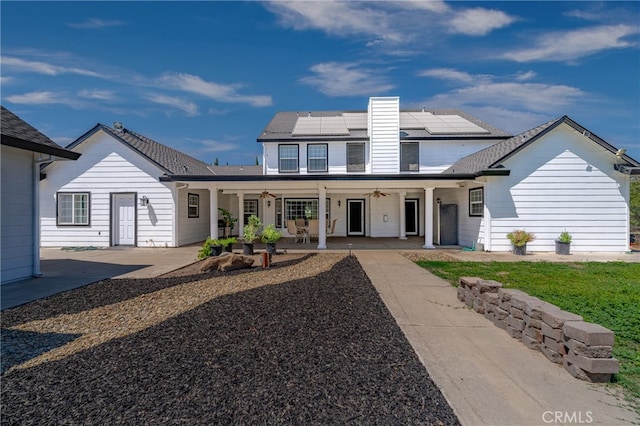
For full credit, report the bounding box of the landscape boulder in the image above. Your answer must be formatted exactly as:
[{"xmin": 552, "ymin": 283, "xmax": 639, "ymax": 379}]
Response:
[{"xmin": 200, "ymin": 253, "xmax": 255, "ymax": 272}]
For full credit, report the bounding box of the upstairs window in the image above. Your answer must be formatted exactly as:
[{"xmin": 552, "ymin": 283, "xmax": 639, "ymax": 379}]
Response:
[
  {"xmin": 400, "ymin": 142, "xmax": 419, "ymax": 171},
  {"xmin": 279, "ymin": 144, "xmax": 299, "ymax": 173},
  {"xmin": 347, "ymin": 143, "xmax": 365, "ymax": 172},
  {"xmin": 307, "ymin": 144, "xmax": 328, "ymax": 172},
  {"xmin": 469, "ymin": 187, "xmax": 484, "ymax": 217},
  {"xmin": 57, "ymin": 192, "xmax": 90, "ymax": 225}
]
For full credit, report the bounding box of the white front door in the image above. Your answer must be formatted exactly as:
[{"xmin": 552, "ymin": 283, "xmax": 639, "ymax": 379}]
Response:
[{"xmin": 113, "ymin": 193, "xmax": 135, "ymax": 245}]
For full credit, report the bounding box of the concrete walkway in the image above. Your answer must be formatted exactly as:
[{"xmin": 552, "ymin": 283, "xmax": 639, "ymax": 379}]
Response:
[{"xmin": 355, "ymin": 251, "xmax": 638, "ymax": 426}]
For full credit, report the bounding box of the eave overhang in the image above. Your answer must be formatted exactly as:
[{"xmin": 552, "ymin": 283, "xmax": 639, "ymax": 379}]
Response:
[
  {"xmin": 614, "ymin": 164, "xmax": 640, "ymax": 175},
  {"xmin": 1, "ymin": 135, "xmax": 80, "ymax": 160},
  {"xmin": 160, "ymin": 173, "xmax": 482, "ymax": 182}
]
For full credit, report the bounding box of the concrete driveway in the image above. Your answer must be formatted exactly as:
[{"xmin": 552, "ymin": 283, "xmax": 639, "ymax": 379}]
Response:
[{"xmin": 1, "ymin": 246, "xmax": 200, "ymax": 310}]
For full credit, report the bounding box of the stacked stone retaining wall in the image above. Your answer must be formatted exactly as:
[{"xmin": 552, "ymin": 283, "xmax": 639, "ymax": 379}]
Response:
[{"xmin": 457, "ymin": 277, "xmax": 619, "ymax": 383}]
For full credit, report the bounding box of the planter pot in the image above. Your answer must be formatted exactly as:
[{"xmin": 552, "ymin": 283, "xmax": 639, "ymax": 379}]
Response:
[
  {"xmin": 512, "ymin": 244, "xmax": 527, "ymax": 255},
  {"xmin": 266, "ymin": 242, "xmax": 277, "ymax": 255},
  {"xmin": 211, "ymin": 245, "xmax": 223, "ymax": 256},
  {"xmin": 555, "ymin": 241, "xmax": 571, "ymax": 255},
  {"xmin": 243, "ymin": 242, "xmax": 254, "ymax": 255},
  {"xmin": 224, "ymin": 244, "xmax": 233, "ymax": 253}
]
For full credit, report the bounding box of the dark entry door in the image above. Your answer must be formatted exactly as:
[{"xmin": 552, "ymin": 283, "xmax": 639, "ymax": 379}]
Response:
[
  {"xmin": 440, "ymin": 204, "xmax": 458, "ymax": 245},
  {"xmin": 405, "ymin": 199, "xmax": 418, "ymax": 235},
  {"xmin": 347, "ymin": 199, "xmax": 365, "ymax": 236}
]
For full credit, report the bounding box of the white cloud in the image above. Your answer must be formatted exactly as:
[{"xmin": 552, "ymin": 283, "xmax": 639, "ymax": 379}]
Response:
[
  {"xmin": 5, "ymin": 91, "xmax": 78, "ymax": 106},
  {"xmin": 0, "ymin": 76, "xmax": 12, "ymax": 85},
  {"xmin": 77, "ymin": 89, "xmax": 115, "ymax": 101},
  {"xmin": 515, "ymin": 71, "xmax": 537, "ymax": 81},
  {"xmin": 503, "ymin": 24, "xmax": 639, "ymax": 62},
  {"xmin": 299, "ymin": 62, "xmax": 395, "ymax": 97},
  {"xmin": 146, "ymin": 93, "xmax": 198, "ymax": 116},
  {"xmin": 1, "ymin": 56, "xmax": 104, "ymax": 77},
  {"xmin": 418, "ymin": 68, "xmax": 475, "ymax": 84},
  {"xmin": 265, "ymin": 1, "xmax": 405, "ymax": 43},
  {"xmin": 449, "ymin": 7, "xmax": 516, "ymax": 36},
  {"xmin": 159, "ymin": 72, "xmax": 272, "ymax": 107},
  {"xmin": 429, "ymin": 82, "xmax": 585, "ymax": 113},
  {"xmin": 67, "ymin": 19, "xmax": 125, "ymax": 29}
]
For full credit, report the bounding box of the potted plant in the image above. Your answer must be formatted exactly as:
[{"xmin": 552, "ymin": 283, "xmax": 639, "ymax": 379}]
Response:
[
  {"xmin": 198, "ymin": 237, "xmax": 224, "ymax": 259},
  {"xmin": 506, "ymin": 229, "xmax": 535, "ymax": 255},
  {"xmin": 555, "ymin": 230, "xmax": 572, "ymax": 255},
  {"xmin": 218, "ymin": 208, "xmax": 238, "ymax": 238},
  {"xmin": 220, "ymin": 237, "xmax": 237, "ymax": 253},
  {"xmin": 242, "ymin": 215, "xmax": 262, "ymax": 255},
  {"xmin": 261, "ymin": 224, "xmax": 282, "ymax": 255}
]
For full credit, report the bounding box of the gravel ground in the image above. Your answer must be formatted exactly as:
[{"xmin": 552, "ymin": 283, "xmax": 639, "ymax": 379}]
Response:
[{"xmin": 1, "ymin": 253, "xmax": 458, "ymax": 425}]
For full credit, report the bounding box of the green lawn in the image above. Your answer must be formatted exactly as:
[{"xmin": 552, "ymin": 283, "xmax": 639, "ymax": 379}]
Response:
[{"xmin": 415, "ymin": 260, "xmax": 640, "ymax": 412}]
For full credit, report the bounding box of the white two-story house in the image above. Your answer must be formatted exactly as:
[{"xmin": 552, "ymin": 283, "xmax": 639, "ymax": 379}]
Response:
[
  {"xmin": 161, "ymin": 96, "xmax": 639, "ymax": 253},
  {"xmin": 40, "ymin": 96, "xmax": 638, "ymax": 252}
]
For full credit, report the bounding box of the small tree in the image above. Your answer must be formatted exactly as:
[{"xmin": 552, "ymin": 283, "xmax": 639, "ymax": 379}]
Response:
[
  {"xmin": 213, "ymin": 157, "xmax": 219, "ymax": 166},
  {"xmin": 243, "ymin": 215, "xmax": 262, "ymax": 243}
]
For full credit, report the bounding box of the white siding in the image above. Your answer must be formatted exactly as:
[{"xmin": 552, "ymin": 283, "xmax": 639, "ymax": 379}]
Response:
[
  {"xmin": 437, "ymin": 187, "xmax": 484, "ymax": 248},
  {"xmin": 487, "ymin": 124, "xmax": 629, "ymax": 252},
  {"xmin": 177, "ymin": 188, "xmax": 210, "ymax": 246},
  {"xmin": 40, "ymin": 131, "xmax": 177, "ymax": 247},
  {"xmin": 369, "ymin": 97, "xmax": 400, "ymax": 174},
  {"xmin": 418, "ymin": 140, "xmax": 499, "ymax": 173},
  {"xmin": 1, "ymin": 146, "xmax": 35, "ymax": 283}
]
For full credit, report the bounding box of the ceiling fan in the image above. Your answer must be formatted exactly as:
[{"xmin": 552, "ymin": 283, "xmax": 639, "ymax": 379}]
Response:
[
  {"xmin": 259, "ymin": 190, "xmax": 276, "ymax": 199},
  {"xmin": 364, "ymin": 189, "xmax": 390, "ymax": 198}
]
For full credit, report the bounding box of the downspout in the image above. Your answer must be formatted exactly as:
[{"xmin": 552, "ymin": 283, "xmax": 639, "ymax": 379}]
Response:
[
  {"xmin": 33, "ymin": 154, "xmax": 53, "ymax": 277},
  {"xmin": 173, "ymin": 183, "xmax": 189, "ymax": 247}
]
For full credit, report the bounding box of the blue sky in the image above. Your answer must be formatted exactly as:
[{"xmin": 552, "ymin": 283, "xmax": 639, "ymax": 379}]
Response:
[{"xmin": 2, "ymin": 1, "xmax": 639, "ymax": 164}]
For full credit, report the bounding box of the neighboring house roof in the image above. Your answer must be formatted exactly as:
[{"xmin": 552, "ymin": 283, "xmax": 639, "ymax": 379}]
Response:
[
  {"xmin": 209, "ymin": 165, "xmax": 263, "ymax": 176},
  {"xmin": 0, "ymin": 106, "xmax": 80, "ymax": 160},
  {"xmin": 258, "ymin": 109, "xmax": 511, "ymax": 142},
  {"xmin": 63, "ymin": 123, "xmax": 214, "ymax": 176},
  {"xmin": 444, "ymin": 116, "xmax": 640, "ymax": 176}
]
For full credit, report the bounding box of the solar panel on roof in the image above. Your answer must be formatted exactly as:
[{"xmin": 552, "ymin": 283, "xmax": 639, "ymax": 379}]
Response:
[
  {"xmin": 292, "ymin": 116, "xmax": 349, "ymax": 136},
  {"xmin": 343, "ymin": 113, "xmax": 368, "ymax": 129}
]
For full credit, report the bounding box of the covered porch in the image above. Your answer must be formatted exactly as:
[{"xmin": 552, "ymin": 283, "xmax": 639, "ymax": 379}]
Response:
[{"xmin": 164, "ymin": 175, "xmax": 483, "ymax": 250}]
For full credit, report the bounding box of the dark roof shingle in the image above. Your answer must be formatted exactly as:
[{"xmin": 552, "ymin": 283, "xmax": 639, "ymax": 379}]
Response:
[
  {"xmin": 1, "ymin": 106, "xmax": 80, "ymax": 159},
  {"xmin": 67, "ymin": 124, "xmax": 214, "ymax": 176},
  {"xmin": 443, "ymin": 115, "xmax": 640, "ymax": 175}
]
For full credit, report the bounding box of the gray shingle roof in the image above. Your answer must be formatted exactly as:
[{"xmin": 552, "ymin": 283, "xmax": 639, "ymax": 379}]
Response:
[
  {"xmin": 443, "ymin": 115, "xmax": 640, "ymax": 175},
  {"xmin": 258, "ymin": 109, "xmax": 510, "ymax": 142},
  {"xmin": 209, "ymin": 165, "xmax": 263, "ymax": 176},
  {"xmin": 67, "ymin": 124, "xmax": 214, "ymax": 176},
  {"xmin": 1, "ymin": 106, "xmax": 79, "ymax": 159}
]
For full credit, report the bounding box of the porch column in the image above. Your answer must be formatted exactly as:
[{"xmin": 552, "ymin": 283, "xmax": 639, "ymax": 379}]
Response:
[
  {"xmin": 237, "ymin": 190, "xmax": 244, "ymax": 239},
  {"xmin": 398, "ymin": 189, "xmax": 407, "ymax": 240},
  {"xmin": 317, "ymin": 186, "xmax": 327, "ymax": 249},
  {"xmin": 423, "ymin": 187, "xmax": 435, "ymax": 249},
  {"xmin": 209, "ymin": 185, "xmax": 219, "ymax": 239}
]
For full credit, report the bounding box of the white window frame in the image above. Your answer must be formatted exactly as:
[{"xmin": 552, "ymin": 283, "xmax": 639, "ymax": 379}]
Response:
[
  {"xmin": 469, "ymin": 187, "xmax": 484, "ymax": 217},
  {"xmin": 307, "ymin": 143, "xmax": 328, "ymax": 172},
  {"xmin": 284, "ymin": 198, "xmax": 331, "ymax": 223},
  {"xmin": 243, "ymin": 199, "xmax": 259, "ymax": 225},
  {"xmin": 279, "ymin": 144, "xmax": 299, "ymax": 173},
  {"xmin": 57, "ymin": 192, "xmax": 90, "ymax": 226},
  {"xmin": 188, "ymin": 193, "xmax": 199, "ymax": 218}
]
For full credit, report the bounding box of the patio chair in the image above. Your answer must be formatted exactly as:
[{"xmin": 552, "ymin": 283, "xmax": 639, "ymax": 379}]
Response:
[
  {"xmin": 287, "ymin": 220, "xmax": 305, "ymax": 243},
  {"xmin": 295, "ymin": 218, "xmax": 306, "ymax": 227},
  {"xmin": 307, "ymin": 219, "xmax": 319, "ymax": 241},
  {"xmin": 326, "ymin": 218, "xmax": 337, "ymax": 235}
]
